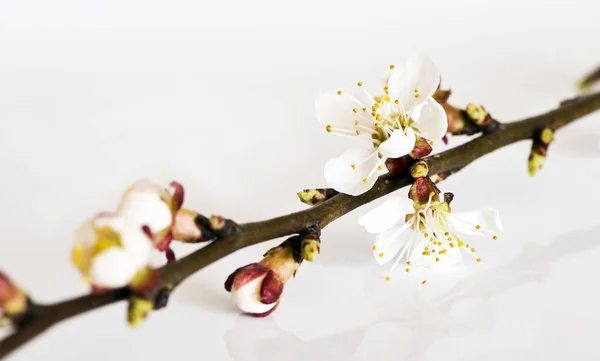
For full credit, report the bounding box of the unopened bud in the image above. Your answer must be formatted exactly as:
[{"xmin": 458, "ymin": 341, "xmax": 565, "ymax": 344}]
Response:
[
  {"xmin": 466, "ymin": 103, "xmax": 500, "ymax": 133},
  {"xmin": 171, "ymin": 208, "xmax": 203, "ymax": 242},
  {"xmin": 410, "ymin": 161, "xmax": 429, "ymax": 178},
  {"xmin": 209, "ymin": 215, "xmax": 226, "ymax": 231},
  {"xmin": 127, "ymin": 296, "xmax": 154, "ymax": 327},
  {"xmin": 409, "ymin": 136, "xmax": 433, "ymax": 159},
  {"xmin": 385, "ymin": 156, "xmax": 408, "ymax": 175},
  {"xmin": 300, "ymin": 229, "xmax": 321, "ymax": 262},
  {"xmin": 297, "ymin": 188, "xmax": 338, "ymax": 206},
  {"xmin": 409, "ymin": 177, "xmax": 440, "ymax": 209},
  {"xmin": 528, "ymin": 150, "xmax": 546, "ymax": 176},
  {"xmin": 540, "ymin": 128, "xmax": 554, "ymax": 145},
  {"xmin": 528, "ymin": 127, "xmax": 553, "ymax": 176}
]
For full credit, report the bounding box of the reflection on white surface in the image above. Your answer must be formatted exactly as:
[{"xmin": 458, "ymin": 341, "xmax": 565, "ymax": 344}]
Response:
[{"xmin": 223, "ymin": 225, "xmax": 600, "ymax": 361}]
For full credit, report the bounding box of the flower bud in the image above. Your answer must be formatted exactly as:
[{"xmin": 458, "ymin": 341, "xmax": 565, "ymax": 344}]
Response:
[
  {"xmin": 385, "ymin": 156, "xmax": 408, "ymax": 175},
  {"xmin": 127, "ymin": 296, "xmax": 154, "ymax": 327},
  {"xmin": 410, "ymin": 161, "xmax": 429, "ymax": 178},
  {"xmin": 300, "ymin": 229, "xmax": 321, "ymax": 262},
  {"xmin": 0, "ymin": 271, "xmax": 28, "ymax": 326},
  {"xmin": 409, "ymin": 177, "xmax": 441, "ymax": 209},
  {"xmin": 225, "ymin": 239, "xmax": 300, "ymax": 317},
  {"xmin": 409, "ymin": 135, "xmax": 433, "ymax": 159},
  {"xmin": 465, "ymin": 103, "xmax": 500, "ymax": 133},
  {"xmin": 297, "ymin": 188, "xmax": 338, "ymax": 206},
  {"xmin": 528, "ymin": 127, "xmax": 554, "ymax": 176}
]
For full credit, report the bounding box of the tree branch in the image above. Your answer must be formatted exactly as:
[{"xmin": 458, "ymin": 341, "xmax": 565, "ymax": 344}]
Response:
[{"xmin": 2, "ymin": 91, "xmax": 600, "ymax": 360}]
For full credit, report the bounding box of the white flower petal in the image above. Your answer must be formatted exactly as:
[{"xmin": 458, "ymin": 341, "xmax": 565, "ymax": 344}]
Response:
[
  {"xmin": 358, "ymin": 196, "xmax": 414, "ymax": 233},
  {"xmin": 372, "ymin": 222, "xmax": 416, "ymax": 265},
  {"xmin": 231, "ymin": 275, "xmax": 276, "ymax": 314},
  {"xmin": 387, "ymin": 53, "xmax": 441, "ymax": 112},
  {"xmin": 89, "ymin": 248, "xmax": 140, "ymax": 288},
  {"xmin": 324, "ymin": 147, "xmax": 381, "ymax": 196},
  {"xmin": 378, "ymin": 127, "xmax": 416, "ymax": 158},
  {"xmin": 118, "ymin": 226, "xmax": 154, "ymax": 269},
  {"xmin": 406, "ymin": 235, "xmax": 435, "ymax": 267},
  {"xmin": 315, "ymin": 90, "xmax": 373, "ymax": 128},
  {"xmin": 448, "ymin": 207, "xmax": 503, "ymax": 236},
  {"xmin": 411, "ymin": 98, "xmax": 448, "ymax": 141},
  {"xmin": 118, "ymin": 192, "xmax": 173, "ymax": 234}
]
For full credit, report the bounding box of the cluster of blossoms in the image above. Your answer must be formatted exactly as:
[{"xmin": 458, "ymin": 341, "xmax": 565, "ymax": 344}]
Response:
[
  {"xmin": 71, "ymin": 180, "xmax": 199, "ymax": 291},
  {"xmin": 317, "ymin": 53, "xmax": 503, "ymax": 282}
]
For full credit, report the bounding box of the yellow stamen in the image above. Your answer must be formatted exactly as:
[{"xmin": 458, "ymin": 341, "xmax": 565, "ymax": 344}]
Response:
[
  {"xmin": 356, "ymin": 130, "xmax": 361, "ymax": 135},
  {"xmin": 385, "ymin": 276, "xmax": 391, "ymax": 281},
  {"xmin": 353, "ymin": 108, "xmax": 358, "ymax": 114},
  {"xmin": 326, "ymin": 125, "xmax": 332, "ymax": 132},
  {"xmin": 357, "ymin": 81, "xmax": 363, "ymax": 87},
  {"xmin": 471, "ymin": 247, "xmax": 476, "ymax": 252},
  {"xmin": 337, "ymin": 90, "xmax": 342, "ymax": 95},
  {"xmin": 405, "ymin": 268, "xmax": 410, "ymax": 273},
  {"xmin": 378, "ymin": 252, "xmax": 384, "ymax": 258},
  {"xmin": 435, "ymin": 258, "xmax": 440, "ymax": 262},
  {"xmin": 362, "ymin": 178, "xmax": 368, "ymax": 183},
  {"xmin": 389, "ymin": 64, "xmax": 395, "ymax": 70},
  {"xmin": 475, "ymin": 225, "xmax": 481, "ymax": 230},
  {"xmin": 422, "ymin": 280, "xmax": 427, "ymax": 285},
  {"xmin": 476, "ymin": 258, "xmax": 482, "ymax": 262},
  {"xmin": 372, "ymin": 245, "xmax": 377, "ymax": 250},
  {"xmin": 493, "ymin": 235, "xmax": 498, "ymax": 240},
  {"xmin": 351, "ymin": 164, "xmax": 356, "ymax": 170}
]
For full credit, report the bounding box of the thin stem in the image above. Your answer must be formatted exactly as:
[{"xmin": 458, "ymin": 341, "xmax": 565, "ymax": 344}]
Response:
[{"xmin": 1, "ymin": 91, "xmax": 600, "ymax": 360}]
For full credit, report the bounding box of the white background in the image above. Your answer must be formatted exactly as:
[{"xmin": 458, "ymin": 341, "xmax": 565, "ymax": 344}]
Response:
[{"xmin": 1, "ymin": 0, "xmax": 600, "ymax": 360}]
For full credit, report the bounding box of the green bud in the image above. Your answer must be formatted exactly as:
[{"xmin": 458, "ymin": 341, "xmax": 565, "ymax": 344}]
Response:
[
  {"xmin": 127, "ymin": 297, "xmax": 154, "ymax": 327},
  {"xmin": 528, "ymin": 151, "xmax": 546, "ymax": 176},
  {"xmin": 410, "ymin": 161, "xmax": 429, "ymax": 178}
]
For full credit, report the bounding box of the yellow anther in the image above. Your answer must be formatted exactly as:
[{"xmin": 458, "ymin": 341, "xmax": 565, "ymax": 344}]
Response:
[
  {"xmin": 415, "ymin": 93, "xmax": 421, "ymax": 98},
  {"xmin": 405, "ymin": 268, "xmax": 410, "ymax": 273},
  {"xmin": 385, "ymin": 276, "xmax": 391, "ymax": 281},
  {"xmin": 429, "ymin": 191, "xmax": 435, "ymax": 197},
  {"xmin": 356, "ymin": 130, "xmax": 361, "ymax": 135},
  {"xmin": 384, "ymin": 86, "xmax": 389, "ymax": 92},
  {"xmin": 378, "ymin": 252, "xmax": 384, "ymax": 258},
  {"xmin": 422, "ymin": 280, "xmax": 427, "ymax": 285},
  {"xmin": 444, "ymin": 232, "xmax": 449, "ymax": 236},
  {"xmin": 424, "ymin": 246, "xmax": 429, "ymax": 251},
  {"xmin": 447, "ymin": 237, "xmax": 452, "ymax": 241},
  {"xmin": 424, "ymin": 233, "xmax": 429, "ymax": 238},
  {"xmin": 475, "ymin": 225, "xmax": 481, "ymax": 230},
  {"xmin": 326, "ymin": 125, "xmax": 332, "ymax": 132},
  {"xmin": 435, "ymin": 258, "xmax": 440, "ymax": 262},
  {"xmin": 383, "ymin": 95, "xmax": 391, "ymax": 102},
  {"xmin": 389, "ymin": 64, "xmax": 395, "ymax": 70},
  {"xmin": 465, "ymin": 244, "xmax": 470, "ymax": 249},
  {"xmin": 362, "ymin": 178, "xmax": 368, "ymax": 183},
  {"xmin": 362, "ymin": 107, "xmax": 367, "ymax": 112},
  {"xmin": 394, "ymin": 99, "xmax": 399, "ymax": 104},
  {"xmin": 422, "ymin": 251, "xmax": 431, "ymax": 256},
  {"xmin": 476, "ymin": 258, "xmax": 482, "ymax": 262},
  {"xmin": 432, "ymin": 249, "xmax": 436, "ymax": 253},
  {"xmin": 351, "ymin": 164, "xmax": 356, "ymax": 170},
  {"xmin": 371, "ymin": 112, "xmax": 377, "ymax": 117},
  {"xmin": 430, "ymin": 141, "xmax": 434, "ymax": 146},
  {"xmin": 354, "ymin": 120, "xmax": 360, "ymax": 125},
  {"xmin": 353, "ymin": 108, "xmax": 358, "ymax": 113},
  {"xmin": 377, "ymin": 166, "xmax": 383, "ymax": 170},
  {"xmin": 406, "ymin": 261, "xmax": 411, "ymax": 265},
  {"xmin": 337, "ymin": 90, "xmax": 342, "ymax": 95},
  {"xmin": 449, "ymin": 243, "xmax": 455, "ymax": 248},
  {"xmin": 372, "ymin": 245, "xmax": 377, "ymax": 250},
  {"xmin": 357, "ymin": 81, "xmax": 363, "ymax": 87},
  {"xmin": 493, "ymin": 235, "xmax": 498, "ymax": 240},
  {"xmin": 471, "ymin": 247, "xmax": 476, "ymax": 252}
]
